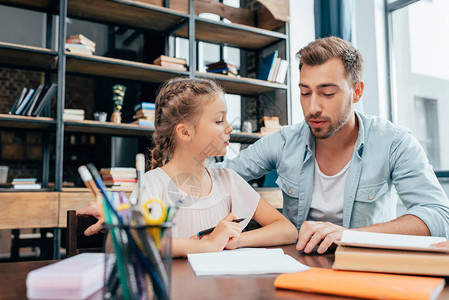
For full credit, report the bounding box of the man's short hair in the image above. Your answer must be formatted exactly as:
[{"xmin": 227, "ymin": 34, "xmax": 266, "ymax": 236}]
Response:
[{"xmin": 297, "ymin": 36, "xmax": 363, "ymax": 85}]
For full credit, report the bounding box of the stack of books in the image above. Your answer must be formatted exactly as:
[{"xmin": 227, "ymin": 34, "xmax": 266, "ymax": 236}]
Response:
[
  {"xmin": 259, "ymin": 116, "xmax": 281, "ymax": 135},
  {"xmin": 12, "ymin": 178, "xmax": 41, "ymax": 189},
  {"xmin": 257, "ymin": 50, "xmax": 288, "ymax": 83},
  {"xmin": 100, "ymin": 168, "xmax": 137, "ymax": 190},
  {"xmin": 132, "ymin": 102, "xmax": 155, "ymax": 127},
  {"xmin": 9, "ymin": 83, "xmax": 58, "ymax": 116},
  {"xmin": 63, "ymin": 109, "xmax": 85, "ymax": 121},
  {"xmin": 153, "ymin": 55, "xmax": 187, "ymax": 71},
  {"xmin": 65, "ymin": 34, "xmax": 96, "ymax": 55},
  {"xmin": 206, "ymin": 60, "xmax": 238, "ymax": 77}
]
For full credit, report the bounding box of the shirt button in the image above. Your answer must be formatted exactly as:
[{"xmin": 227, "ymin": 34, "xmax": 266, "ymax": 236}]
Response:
[
  {"xmin": 288, "ymin": 189, "xmax": 292, "ymax": 194},
  {"xmin": 368, "ymin": 195, "xmax": 374, "ymax": 200}
]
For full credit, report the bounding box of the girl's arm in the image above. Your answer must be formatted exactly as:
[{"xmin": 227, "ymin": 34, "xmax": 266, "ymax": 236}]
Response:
[
  {"xmin": 172, "ymin": 213, "xmax": 242, "ymax": 257},
  {"xmin": 225, "ymin": 199, "xmax": 298, "ymax": 249}
]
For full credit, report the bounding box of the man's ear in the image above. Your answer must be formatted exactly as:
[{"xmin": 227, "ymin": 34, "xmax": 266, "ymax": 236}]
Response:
[
  {"xmin": 175, "ymin": 123, "xmax": 192, "ymax": 142},
  {"xmin": 353, "ymin": 81, "xmax": 365, "ymax": 103}
]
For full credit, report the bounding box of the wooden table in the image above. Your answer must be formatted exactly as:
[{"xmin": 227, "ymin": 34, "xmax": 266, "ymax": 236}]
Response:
[{"xmin": 2, "ymin": 245, "xmax": 449, "ymax": 300}]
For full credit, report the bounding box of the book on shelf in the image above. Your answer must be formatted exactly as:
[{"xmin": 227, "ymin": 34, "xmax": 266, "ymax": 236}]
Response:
[
  {"xmin": 275, "ymin": 59, "xmax": 288, "ymax": 84},
  {"xmin": 99, "ymin": 167, "xmax": 136, "ymax": 177},
  {"xmin": 206, "ymin": 59, "xmax": 238, "ymax": 76},
  {"xmin": 134, "ymin": 102, "xmax": 155, "ymax": 111},
  {"xmin": 155, "ymin": 61, "xmax": 187, "ymax": 71},
  {"xmin": 13, "ymin": 183, "xmax": 42, "ymax": 189},
  {"xmin": 103, "ymin": 181, "xmax": 137, "ymax": 187},
  {"xmin": 274, "ymin": 267, "xmax": 445, "ymax": 300},
  {"xmin": 9, "ymin": 87, "xmax": 28, "ymax": 114},
  {"xmin": 33, "ymin": 83, "xmax": 57, "ymax": 117},
  {"xmin": 23, "ymin": 85, "xmax": 44, "ymax": 116},
  {"xmin": 14, "ymin": 88, "xmax": 35, "ymax": 115},
  {"xmin": 12, "ymin": 178, "xmax": 41, "ymax": 189},
  {"xmin": 153, "ymin": 55, "xmax": 187, "ymax": 66},
  {"xmin": 134, "ymin": 109, "xmax": 155, "ymax": 120},
  {"xmin": 259, "ymin": 116, "xmax": 281, "ymax": 135},
  {"xmin": 66, "ymin": 34, "xmax": 96, "ymax": 50},
  {"xmin": 12, "ymin": 178, "xmax": 37, "ymax": 184},
  {"xmin": 257, "ymin": 50, "xmax": 278, "ymax": 81},
  {"xmin": 102, "ymin": 175, "xmax": 137, "ymax": 181},
  {"xmin": 131, "ymin": 119, "xmax": 155, "ymax": 127},
  {"xmin": 65, "ymin": 43, "xmax": 93, "ymax": 55},
  {"xmin": 63, "ymin": 109, "xmax": 85, "ymax": 121}
]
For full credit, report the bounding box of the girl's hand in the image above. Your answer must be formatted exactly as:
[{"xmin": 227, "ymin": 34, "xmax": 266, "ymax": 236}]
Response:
[
  {"xmin": 76, "ymin": 202, "xmax": 104, "ymax": 236},
  {"xmin": 205, "ymin": 212, "xmax": 242, "ymax": 251}
]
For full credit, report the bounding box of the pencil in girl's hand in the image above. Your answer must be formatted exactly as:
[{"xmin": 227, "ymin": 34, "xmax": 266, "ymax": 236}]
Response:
[{"xmin": 197, "ymin": 218, "xmax": 245, "ymax": 237}]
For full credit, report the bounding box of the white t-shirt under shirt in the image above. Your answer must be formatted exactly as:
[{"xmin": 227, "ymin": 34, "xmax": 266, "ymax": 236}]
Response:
[
  {"xmin": 307, "ymin": 159, "xmax": 350, "ymax": 226},
  {"xmin": 130, "ymin": 167, "xmax": 260, "ymax": 239}
]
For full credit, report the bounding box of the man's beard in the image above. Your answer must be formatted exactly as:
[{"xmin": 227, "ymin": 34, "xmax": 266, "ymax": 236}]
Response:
[{"xmin": 306, "ymin": 100, "xmax": 352, "ymax": 139}]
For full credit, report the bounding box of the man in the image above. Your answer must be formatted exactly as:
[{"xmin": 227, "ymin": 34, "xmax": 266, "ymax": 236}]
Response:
[{"xmin": 221, "ymin": 36, "xmax": 449, "ymax": 254}]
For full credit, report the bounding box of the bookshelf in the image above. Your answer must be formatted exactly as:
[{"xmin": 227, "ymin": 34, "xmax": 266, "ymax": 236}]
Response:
[{"xmin": 0, "ymin": 0, "xmax": 291, "ymax": 258}]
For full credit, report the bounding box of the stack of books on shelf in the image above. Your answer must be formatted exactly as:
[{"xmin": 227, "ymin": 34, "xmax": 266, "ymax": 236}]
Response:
[
  {"xmin": 99, "ymin": 168, "xmax": 137, "ymax": 190},
  {"xmin": 132, "ymin": 102, "xmax": 155, "ymax": 127},
  {"xmin": 257, "ymin": 50, "xmax": 288, "ymax": 84},
  {"xmin": 63, "ymin": 109, "xmax": 85, "ymax": 121},
  {"xmin": 9, "ymin": 83, "xmax": 58, "ymax": 117},
  {"xmin": 65, "ymin": 34, "xmax": 96, "ymax": 55},
  {"xmin": 153, "ymin": 55, "xmax": 187, "ymax": 71},
  {"xmin": 259, "ymin": 116, "xmax": 281, "ymax": 135},
  {"xmin": 12, "ymin": 178, "xmax": 41, "ymax": 190},
  {"xmin": 206, "ymin": 59, "xmax": 238, "ymax": 77}
]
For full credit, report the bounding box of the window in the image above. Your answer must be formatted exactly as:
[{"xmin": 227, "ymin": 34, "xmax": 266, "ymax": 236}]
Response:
[{"xmin": 387, "ymin": 0, "xmax": 449, "ymax": 171}]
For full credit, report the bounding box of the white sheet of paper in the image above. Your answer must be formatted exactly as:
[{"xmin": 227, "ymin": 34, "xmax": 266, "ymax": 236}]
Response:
[
  {"xmin": 187, "ymin": 248, "xmax": 310, "ymax": 276},
  {"xmin": 340, "ymin": 230, "xmax": 449, "ymax": 252}
]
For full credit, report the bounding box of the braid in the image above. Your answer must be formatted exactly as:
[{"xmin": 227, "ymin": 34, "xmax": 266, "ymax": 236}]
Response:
[{"xmin": 150, "ymin": 132, "xmax": 172, "ymax": 169}]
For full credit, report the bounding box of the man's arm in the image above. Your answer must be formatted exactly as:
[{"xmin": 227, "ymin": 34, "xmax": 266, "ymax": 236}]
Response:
[
  {"xmin": 296, "ymin": 215, "xmax": 430, "ymax": 254},
  {"xmin": 219, "ymin": 131, "xmax": 285, "ymax": 181},
  {"xmin": 298, "ymin": 130, "xmax": 449, "ymax": 254}
]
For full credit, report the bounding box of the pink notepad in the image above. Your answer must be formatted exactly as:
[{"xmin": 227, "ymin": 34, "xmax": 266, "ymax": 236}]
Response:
[{"xmin": 27, "ymin": 253, "xmax": 104, "ymax": 300}]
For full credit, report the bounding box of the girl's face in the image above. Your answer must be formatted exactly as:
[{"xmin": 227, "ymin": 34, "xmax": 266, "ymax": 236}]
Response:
[{"xmin": 190, "ymin": 93, "xmax": 233, "ymax": 159}]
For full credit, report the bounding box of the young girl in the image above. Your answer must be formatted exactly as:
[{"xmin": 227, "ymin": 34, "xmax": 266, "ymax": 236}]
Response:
[
  {"xmin": 138, "ymin": 77, "xmax": 297, "ymax": 257},
  {"xmin": 78, "ymin": 77, "xmax": 297, "ymax": 257}
]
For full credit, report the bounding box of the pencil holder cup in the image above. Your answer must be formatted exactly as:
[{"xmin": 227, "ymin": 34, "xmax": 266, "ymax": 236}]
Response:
[{"xmin": 103, "ymin": 223, "xmax": 172, "ymax": 300}]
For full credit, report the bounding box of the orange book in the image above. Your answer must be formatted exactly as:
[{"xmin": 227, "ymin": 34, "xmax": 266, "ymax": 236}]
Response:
[{"xmin": 274, "ymin": 268, "xmax": 445, "ymax": 300}]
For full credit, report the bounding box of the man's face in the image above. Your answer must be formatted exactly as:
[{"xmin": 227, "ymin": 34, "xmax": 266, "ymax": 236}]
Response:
[{"xmin": 299, "ymin": 58, "xmax": 355, "ymax": 139}]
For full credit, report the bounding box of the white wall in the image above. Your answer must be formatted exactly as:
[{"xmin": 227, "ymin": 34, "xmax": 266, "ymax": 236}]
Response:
[{"xmin": 289, "ymin": 0, "xmax": 315, "ymax": 124}]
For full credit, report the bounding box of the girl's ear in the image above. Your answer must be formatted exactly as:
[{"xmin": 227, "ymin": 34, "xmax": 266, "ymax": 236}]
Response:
[{"xmin": 175, "ymin": 123, "xmax": 192, "ymax": 142}]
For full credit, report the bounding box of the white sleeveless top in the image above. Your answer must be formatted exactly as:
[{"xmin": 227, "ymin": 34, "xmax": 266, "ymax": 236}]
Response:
[
  {"xmin": 131, "ymin": 167, "xmax": 260, "ymax": 238},
  {"xmin": 307, "ymin": 159, "xmax": 350, "ymax": 226}
]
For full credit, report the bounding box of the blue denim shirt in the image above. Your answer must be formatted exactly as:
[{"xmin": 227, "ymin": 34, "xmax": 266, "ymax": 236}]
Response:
[{"xmin": 221, "ymin": 112, "xmax": 449, "ymax": 238}]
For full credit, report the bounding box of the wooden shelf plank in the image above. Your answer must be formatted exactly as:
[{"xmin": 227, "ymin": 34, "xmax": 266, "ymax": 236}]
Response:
[
  {"xmin": 67, "ymin": 0, "xmax": 188, "ymax": 32},
  {"xmin": 176, "ymin": 17, "xmax": 286, "ymax": 50},
  {"xmin": 0, "ymin": 113, "xmax": 55, "ymax": 129},
  {"xmin": 0, "ymin": 42, "xmax": 57, "ymax": 70},
  {"xmin": 196, "ymin": 71, "xmax": 287, "ymax": 96},
  {"xmin": 66, "ymin": 53, "xmax": 189, "ymax": 83},
  {"xmin": 64, "ymin": 119, "xmax": 155, "ymax": 137}
]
